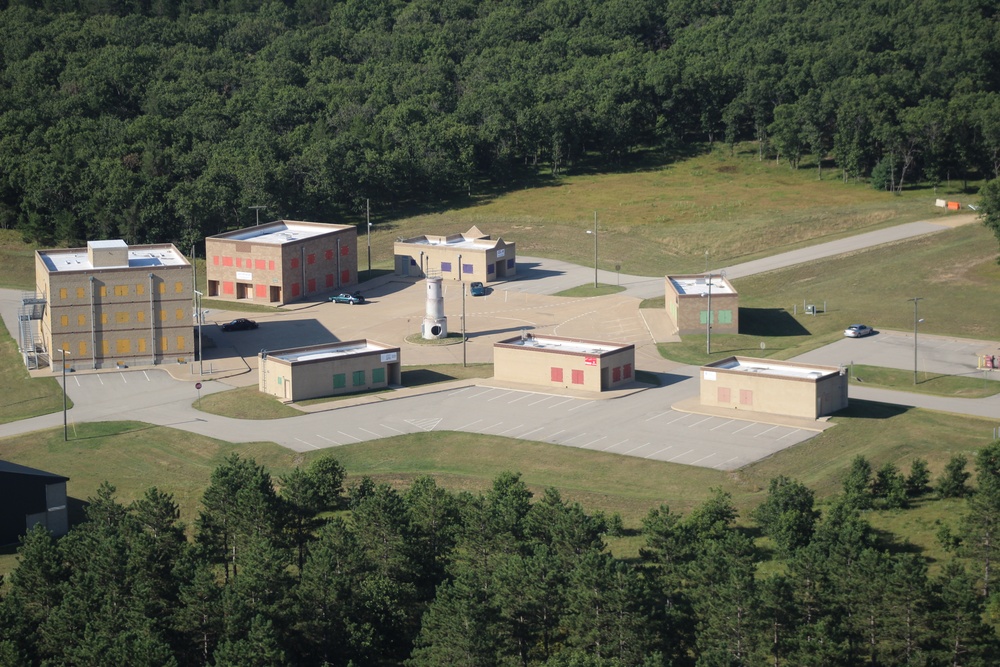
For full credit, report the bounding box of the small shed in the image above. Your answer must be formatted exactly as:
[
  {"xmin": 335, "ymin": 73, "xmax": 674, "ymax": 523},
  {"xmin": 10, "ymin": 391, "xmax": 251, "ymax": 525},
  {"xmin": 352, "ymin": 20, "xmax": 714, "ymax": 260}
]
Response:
[
  {"xmin": 493, "ymin": 333, "xmax": 635, "ymax": 393},
  {"xmin": 0, "ymin": 460, "xmax": 69, "ymax": 545},
  {"xmin": 259, "ymin": 340, "xmax": 402, "ymax": 401},
  {"xmin": 699, "ymin": 356, "xmax": 848, "ymax": 419},
  {"xmin": 665, "ymin": 273, "xmax": 739, "ymax": 335}
]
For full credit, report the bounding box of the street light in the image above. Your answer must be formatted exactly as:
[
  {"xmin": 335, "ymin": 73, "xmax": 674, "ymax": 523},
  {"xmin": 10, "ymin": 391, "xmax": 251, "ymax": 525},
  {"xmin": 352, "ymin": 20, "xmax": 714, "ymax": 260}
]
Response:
[
  {"xmin": 194, "ymin": 290, "xmax": 204, "ymax": 376},
  {"xmin": 585, "ymin": 211, "xmax": 598, "ymax": 288},
  {"xmin": 249, "ymin": 205, "xmax": 266, "ymax": 226},
  {"xmin": 908, "ymin": 297, "xmax": 924, "ymax": 384},
  {"xmin": 462, "ymin": 282, "xmax": 467, "ymax": 368},
  {"xmin": 366, "ymin": 198, "xmax": 372, "ymax": 281},
  {"xmin": 701, "ymin": 274, "xmax": 714, "ymax": 355},
  {"xmin": 57, "ymin": 349, "xmax": 70, "ymax": 441}
]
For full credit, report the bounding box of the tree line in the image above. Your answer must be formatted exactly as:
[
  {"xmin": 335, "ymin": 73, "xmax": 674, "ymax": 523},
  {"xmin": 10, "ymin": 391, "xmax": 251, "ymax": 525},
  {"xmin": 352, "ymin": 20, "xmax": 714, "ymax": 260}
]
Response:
[
  {"xmin": 0, "ymin": 0, "xmax": 999, "ymax": 250},
  {"xmin": 1, "ymin": 444, "xmax": 999, "ymax": 666}
]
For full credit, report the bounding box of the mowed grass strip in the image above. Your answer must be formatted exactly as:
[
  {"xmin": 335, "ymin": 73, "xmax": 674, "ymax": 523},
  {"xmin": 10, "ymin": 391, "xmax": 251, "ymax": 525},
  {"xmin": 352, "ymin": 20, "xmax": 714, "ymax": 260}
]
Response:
[
  {"xmin": 0, "ymin": 320, "xmax": 68, "ymax": 424},
  {"xmin": 195, "ymin": 386, "xmax": 304, "ymax": 419},
  {"xmin": 848, "ymin": 364, "xmax": 1000, "ymax": 398}
]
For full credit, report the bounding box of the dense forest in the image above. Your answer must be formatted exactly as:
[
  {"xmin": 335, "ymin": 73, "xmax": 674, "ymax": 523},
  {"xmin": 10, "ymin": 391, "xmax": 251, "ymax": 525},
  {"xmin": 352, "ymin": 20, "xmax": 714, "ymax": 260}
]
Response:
[
  {"xmin": 0, "ymin": 0, "xmax": 999, "ymax": 250},
  {"xmin": 1, "ymin": 447, "xmax": 999, "ymax": 666}
]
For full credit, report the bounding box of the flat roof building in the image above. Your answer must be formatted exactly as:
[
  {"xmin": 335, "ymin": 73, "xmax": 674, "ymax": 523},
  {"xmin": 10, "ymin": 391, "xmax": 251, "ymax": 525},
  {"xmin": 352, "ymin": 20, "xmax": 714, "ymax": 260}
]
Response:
[
  {"xmin": 394, "ymin": 225, "xmax": 515, "ymax": 283},
  {"xmin": 206, "ymin": 220, "xmax": 358, "ymax": 306},
  {"xmin": 0, "ymin": 460, "xmax": 69, "ymax": 545},
  {"xmin": 699, "ymin": 356, "xmax": 848, "ymax": 419},
  {"xmin": 34, "ymin": 241, "xmax": 192, "ymax": 371},
  {"xmin": 665, "ymin": 273, "xmax": 739, "ymax": 335},
  {"xmin": 259, "ymin": 339, "xmax": 401, "ymax": 402},
  {"xmin": 493, "ymin": 333, "xmax": 635, "ymax": 393}
]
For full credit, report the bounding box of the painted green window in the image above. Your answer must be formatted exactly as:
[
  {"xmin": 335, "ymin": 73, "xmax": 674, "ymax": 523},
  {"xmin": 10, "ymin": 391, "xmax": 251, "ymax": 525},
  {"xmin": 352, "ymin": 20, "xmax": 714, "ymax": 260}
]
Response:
[
  {"xmin": 699, "ymin": 310, "xmax": 715, "ymax": 325},
  {"xmin": 333, "ymin": 373, "xmax": 346, "ymax": 389},
  {"xmin": 718, "ymin": 309, "xmax": 733, "ymax": 324},
  {"xmin": 277, "ymin": 377, "xmax": 283, "ymax": 385},
  {"xmin": 352, "ymin": 370, "xmax": 365, "ymax": 387},
  {"xmin": 372, "ymin": 367, "xmax": 385, "ymax": 384}
]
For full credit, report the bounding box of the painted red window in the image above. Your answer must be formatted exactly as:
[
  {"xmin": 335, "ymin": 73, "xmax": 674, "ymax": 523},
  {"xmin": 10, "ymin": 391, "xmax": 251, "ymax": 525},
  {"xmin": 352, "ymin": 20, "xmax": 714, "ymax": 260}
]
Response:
[
  {"xmin": 307, "ymin": 253, "xmax": 316, "ymax": 265},
  {"xmin": 308, "ymin": 278, "xmax": 316, "ymax": 292},
  {"xmin": 212, "ymin": 256, "xmax": 220, "ymax": 265},
  {"xmin": 325, "ymin": 249, "xmax": 334, "ymax": 260},
  {"xmin": 551, "ymin": 367, "xmax": 563, "ymax": 382},
  {"xmin": 612, "ymin": 366, "xmax": 621, "ymax": 382},
  {"xmin": 740, "ymin": 389, "xmax": 753, "ymax": 405},
  {"xmin": 255, "ymin": 284, "xmax": 267, "ymax": 298},
  {"xmin": 340, "ymin": 245, "xmax": 350, "ymax": 256},
  {"xmin": 235, "ymin": 258, "xmax": 242, "ymax": 268},
  {"xmin": 290, "ymin": 258, "xmax": 299, "ymax": 269},
  {"xmin": 255, "ymin": 259, "xmax": 266, "ymax": 270},
  {"xmin": 222, "ymin": 281, "xmax": 234, "ymax": 295},
  {"xmin": 222, "ymin": 256, "xmax": 233, "ymax": 267},
  {"xmin": 268, "ymin": 260, "xmax": 275, "ymax": 270},
  {"xmin": 623, "ymin": 363, "xmax": 632, "ymax": 378},
  {"xmin": 718, "ymin": 387, "xmax": 731, "ymax": 403},
  {"xmin": 325, "ymin": 274, "xmax": 334, "ymax": 287},
  {"xmin": 572, "ymin": 369, "xmax": 584, "ymax": 385},
  {"xmin": 291, "ymin": 283, "xmax": 301, "ymax": 297},
  {"xmin": 341, "ymin": 270, "xmax": 350, "ymax": 284}
]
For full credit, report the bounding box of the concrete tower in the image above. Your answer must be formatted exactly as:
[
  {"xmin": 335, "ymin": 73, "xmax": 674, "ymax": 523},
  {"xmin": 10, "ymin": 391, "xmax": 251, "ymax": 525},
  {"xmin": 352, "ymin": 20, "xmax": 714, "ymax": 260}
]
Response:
[{"xmin": 422, "ymin": 275, "xmax": 448, "ymax": 339}]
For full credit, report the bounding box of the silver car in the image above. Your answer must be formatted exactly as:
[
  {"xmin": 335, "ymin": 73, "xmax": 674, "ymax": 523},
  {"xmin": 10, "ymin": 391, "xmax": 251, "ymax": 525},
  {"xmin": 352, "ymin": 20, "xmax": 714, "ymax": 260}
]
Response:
[{"xmin": 844, "ymin": 324, "xmax": 873, "ymax": 338}]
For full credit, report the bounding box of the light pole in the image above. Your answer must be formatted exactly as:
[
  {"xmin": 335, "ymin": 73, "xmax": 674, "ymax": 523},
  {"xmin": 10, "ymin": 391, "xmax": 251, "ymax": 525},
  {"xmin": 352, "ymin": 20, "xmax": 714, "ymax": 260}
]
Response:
[
  {"xmin": 58, "ymin": 349, "xmax": 70, "ymax": 441},
  {"xmin": 194, "ymin": 290, "xmax": 204, "ymax": 376},
  {"xmin": 586, "ymin": 211, "xmax": 598, "ymax": 288},
  {"xmin": 249, "ymin": 205, "xmax": 266, "ymax": 226},
  {"xmin": 366, "ymin": 198, "xmax": 372, "ymax": 281},
  {"xmin": 702, "ymin": 274, "xmax": 714, "ymax": 355},
  {"xmin": 908, "ymin": 297, "xmax": 924, "ymax": 384},
  {"xmin": 462, "ymin": 282, "xmax": 467, "ymax": 367}
]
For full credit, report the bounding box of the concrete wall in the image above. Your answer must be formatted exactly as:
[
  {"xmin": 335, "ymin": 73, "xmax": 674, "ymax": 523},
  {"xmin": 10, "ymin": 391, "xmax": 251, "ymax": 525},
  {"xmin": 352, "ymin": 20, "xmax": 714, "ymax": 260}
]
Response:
[
  {"xmin": 394, "ymin": 238, "xmax": 516, "ymax": 283},
  {"xmin": 259, "ymin": 342, "xmax": 401, "ymax": 401},
  {"xmin": 36, "ymin": 248, "xmax": 193, "ymax": 370},
  {"xmin": 665, "ymin": 275, "xmax": 740, "ymax": 335},
  {"xmin": 493, "ymin": 340, "xmax": 635, "ymax": 392},
  {"xmin": 699, "ymin": 359, "xmax": 848, "ymax": 419},
  {"xmin": 206, "ymin": 226, "xmax": 358, "ymax": 305}
]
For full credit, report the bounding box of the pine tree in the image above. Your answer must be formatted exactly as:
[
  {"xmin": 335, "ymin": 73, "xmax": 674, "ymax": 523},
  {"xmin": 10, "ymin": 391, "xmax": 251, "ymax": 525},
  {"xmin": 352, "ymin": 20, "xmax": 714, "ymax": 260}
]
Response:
[
  {"xmin": 751, "ymin": 476, "xmax": 818, "ymax": 555},
  {"xmin": 842, "ymin": 455, "xmax": 873, "ymax": 509},
  {"xmin": 905, "ymin": 458, "xmax": 932, "ymax": 498},
  {"xmin": 931, "ymin": 563, "xmax": 997, "ymax": 666},
  {"xmin": 937, "ymin": 455, "xmax": 971, "ymax": 499}
]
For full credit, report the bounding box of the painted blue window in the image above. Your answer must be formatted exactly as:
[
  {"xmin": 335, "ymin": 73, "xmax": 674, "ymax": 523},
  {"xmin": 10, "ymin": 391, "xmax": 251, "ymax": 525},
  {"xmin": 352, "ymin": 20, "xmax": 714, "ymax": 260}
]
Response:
[{"xmin": 441, "ymin": 262, "xmax": 452, "ymax": 272}]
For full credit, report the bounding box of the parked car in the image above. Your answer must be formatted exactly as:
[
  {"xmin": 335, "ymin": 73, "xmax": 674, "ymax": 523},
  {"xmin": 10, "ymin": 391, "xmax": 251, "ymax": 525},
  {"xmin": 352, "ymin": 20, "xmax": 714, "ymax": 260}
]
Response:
[
  {"xmin": 469, "ymin": 281, "xmax": 486, "ymax": 297},
  {"xmin": 844, "ymin": 324, "xmax": 873, "ymax": 338},
  {"xmin": 329, "ymin": 292, "xmax": 366, "ymax": 305},
  {"xmin": 221, "ymin": 318, "xmax": 258, "ymax": 332}
]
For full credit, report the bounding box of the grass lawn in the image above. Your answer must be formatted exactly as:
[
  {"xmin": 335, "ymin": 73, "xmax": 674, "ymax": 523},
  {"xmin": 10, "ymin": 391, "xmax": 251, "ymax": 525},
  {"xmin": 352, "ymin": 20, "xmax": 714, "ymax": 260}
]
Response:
[
  {"xmin": 553, "ymin": 284, "xmax": 626, "ymax": 297},
  {"xmin": 848, "ymin": 364, "xmax": 1000, "ymax": 398},
  {"xmin": 195, "ymin": 386, "xmax": 305, "ymax": 419},
  {"xmin": 0, "ymin": 320, "xmax": 69, "ymax": 424}
]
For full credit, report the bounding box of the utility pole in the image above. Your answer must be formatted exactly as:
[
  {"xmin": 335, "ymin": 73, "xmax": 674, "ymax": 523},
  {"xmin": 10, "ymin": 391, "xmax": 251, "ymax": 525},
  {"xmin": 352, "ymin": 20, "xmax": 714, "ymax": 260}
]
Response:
[
  {"xmin": 366, "ymin": 198, "xmax": 372, "ymax": 281},
  {"xmin": 908, "ymin": 297, "xmax": 924, "ymax": 384}
]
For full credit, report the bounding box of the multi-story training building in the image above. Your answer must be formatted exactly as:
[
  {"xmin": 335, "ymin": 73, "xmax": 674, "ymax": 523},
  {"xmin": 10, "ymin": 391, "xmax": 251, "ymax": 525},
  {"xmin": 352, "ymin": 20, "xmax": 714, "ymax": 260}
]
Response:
[
  {"xmin": 393, "ymin": 225, "xmax": 516, "ymax": 283},
  {"xmin": 493, "ymin": 333, "xmax": 635, "ymax": 393},
  {"xmin": 699, "ymin": 356, "xmax": 848, "ymax": 419},
  {"xmin": 258, "ymin": 340, "xmax": 402, "ymax": 402},
  {"xmin": 34, "ymin": 240, "xmax": 192, "ymax": 371},
  {"xmin": 206, "ymin": 220, "xmax": 358, "ymax": 306},
  {"xmin": 665, "ymin": 273, "xmax": 739, "ymax": 335}
]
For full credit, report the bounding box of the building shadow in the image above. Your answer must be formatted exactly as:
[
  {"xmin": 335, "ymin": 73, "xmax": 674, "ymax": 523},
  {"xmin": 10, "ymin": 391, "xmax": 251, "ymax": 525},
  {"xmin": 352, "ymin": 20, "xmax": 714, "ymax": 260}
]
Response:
[{"xmin": 739, "ymin": 307, "xmax": 812, "ymax": 337}]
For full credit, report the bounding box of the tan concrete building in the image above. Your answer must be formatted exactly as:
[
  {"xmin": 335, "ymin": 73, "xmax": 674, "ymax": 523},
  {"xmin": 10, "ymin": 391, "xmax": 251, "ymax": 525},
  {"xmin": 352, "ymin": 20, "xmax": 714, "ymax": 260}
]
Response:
[
  {"xmin": 258, "ymin": 340, "xmax": 401, "ymax": 402},
  {"xmin": 206, "ymin": 220, "xmax": 357, "ymax": 306},
  {"xmin": 34, "ymin": 240, "xmax": 193, "ymax": 371},
  {"xmin": 699, "ymin": 356, "xmax": 848, "ymax": 419},
  {"xmin": 493, "ymin": 333, "xmax": 635, "ymax": 393},
  {"xmin": 666, "ymin": 274, "xmax": 739, "ymax": 335},
  {"xmin": 394, "ymin": 226, "xmax": 515, "ymax": 283}
]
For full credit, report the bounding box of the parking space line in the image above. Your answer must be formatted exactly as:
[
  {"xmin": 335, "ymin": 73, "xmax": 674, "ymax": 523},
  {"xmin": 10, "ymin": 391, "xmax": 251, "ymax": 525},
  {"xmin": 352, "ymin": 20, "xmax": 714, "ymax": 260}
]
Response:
[
  {"xmin": 601, "ymin": 438, "xmax": 630, "ymax": 451},
  {"xmin": 662, "ymin": 413, "xmax": 690, "ymax": 425},
  {"xmin": 580, "ymin": 436, "xmax": 607, "ymax": 448},
  {"xmin": 488, "ymin": 391, "xmax": 513, "ymax": 402},
  {"xmin": 316, "ymin": 434, "xmax": 340, "ymax": 445},
  {"xmin": 645, "ymin": 412, "xmax": 670, "ymax": 422},
  {"xmin": 778, "ymin": 430, "xmax": 800, "ymax": 440},
  {"xmin": 295, "ymin": 438, "xmax": 320, "ymax": 450},
  {"xmin": 562, "ymin": 433, "xmax": 587, "ymax": 444},
  {"xmin": 507, "ymin": 393, "xmax": 532, "ymax": 404},
  {"xmin": 120, "ymin": 373, "xmax": 127, "ymax": 383},
  {"xmin": 567, "ymin": 402, "xmax": 590, "ymax": 412},
  {"xmin": 518, "ymin": 426, "xmax": 544, "ymax": 439},
  {"xmin": 469, "ymin": 388, "xmax": 499, "ymax": 399},
  {"xmin": 97, "ymin": 375, "xmax": 104, "ymax": 385},
  {"xmin": 548, "ymin": 429, "xmax": 565, "ymax": 440},
  {"xmin": 527, "ymin": 396, "xmax": 554, "ymax": 406},
  {"xmin": 754, "ymin": 425, "xmax": 780, "ymax": 438},
  {"xmin": 143, "ymin": 371, "xmax": 150, "ymax": 381},
  {"xmin": 732, "ymin": 423, "xmax": 756, "ymax": 435},
  {"xmin": 711, "ymin": 419, "xmax": 735, "ymax": 431},
  {"xmin": 550, "ymin": 398, "xmax": 575, "ymax": 408},
  {"xmin": 687, "ymin": 416, "xmax": 713, "ymax": 428},
  {"xmin": 497, "ymin": 423, "xmax": 524, "ymax": 435},
  {"xmin": 715, "ymin": 457, "xmax": 740, "ymax": 469},
  {"xmin": 74, "ymin": 377, "xmax": 81, "ymax": 387},
  {"xmin": 449, "ymin": 386, "xmax": 477, "ymax": 395},
  {"xmin": 480, "ymin": 421, "xmax": 504, "ymax": 432},
  {"xmin": 667, "ymin": 448, "xmax": 695, "ymax": 462},
  {"xmin": 645, "ymin": 445, "xmax": 673, "ymax": 458},
  {"xmin": 455, "ymin": 418, "xmax": 482, "ymax": 430},
  {"xmin": 690, "ymin": 452, "xmax": 717, "ymax": 465},
  {"xmin": 337, "ymin": 431, "xmax": 361, "ymax": 442},
  {"xmin": 358, "ymin": 427, "xmax": 382, "ymax": 438},
  {"xmin": 622, "ymin": 442, "xmax": 652, "ymax": 455},
  {"xmin": 380, "ymin": 424, "xmax": 404, "ymax": 434}
]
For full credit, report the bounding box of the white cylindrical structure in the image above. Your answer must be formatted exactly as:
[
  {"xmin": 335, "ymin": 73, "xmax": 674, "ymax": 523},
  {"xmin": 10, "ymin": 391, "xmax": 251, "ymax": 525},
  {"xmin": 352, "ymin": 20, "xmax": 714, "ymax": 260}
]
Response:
[{"xmin": 422, "ymin": 276, "xmax": 448, "ymax": 339}]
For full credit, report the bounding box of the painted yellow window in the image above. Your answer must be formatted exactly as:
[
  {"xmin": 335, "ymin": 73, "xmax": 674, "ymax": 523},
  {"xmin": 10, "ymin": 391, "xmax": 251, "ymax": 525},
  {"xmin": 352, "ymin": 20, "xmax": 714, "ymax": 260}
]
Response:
[
  {"xmin": 175, "ymin": 308, "xmax": 184, "ymax": 321},
  {"xmin": 101, "ymin": 313, "xmax": 108, "ymax": 325},
  {"xmin": 59, "ymin": 288, "xmax": 67, "ymax": 299},
  {"xmin": 175, "ymin": 281, "xmax": 184, "ymax": 293},
  {"xmin": 101, "ymin": 340, "xmax": 109, "ymax": 355},
  {"xmin": 99, "ymin": 286, "xmax": 107, "ymax": 297},
  {"xmin": 78, "ymin": 341, "xmax": 86, "ymax": 356},
  {"xmin": 116, "ymin": 339, "xmax": 130, "ymax": 354},
  {"xmin": 137, "ymin": 311, "xmax": 145, "ymax": 323},
  {"xmin": 116, "ymin": 312, "xmax": 129, "ymax": 323},
  {"xmin": 115, "ymin": 285, "xmax": 129, "ymax": 296},
  {"xmin": 60, "ymin": 343, "xmax": 70, "ymax": 353},
  {"xmin": 60, "ymin": 315, "xmax": 69, "ymax": 327},
  {"xmin": 137, "ymin": 338, "xmax": 146, "ymax": 353},
  {"xmin": 160, "ymin": 310, "xmax": 167, "ymax": 322},
  {"xmin": 77, "ymin": 314, "xmax": 86, "ymax": 326},
  {"xmin": 160, "ymin": 338, "xmax": 169, "ymax": 352},
  {"xmin": 158, "ymin": 283, "xmax": 166, "ymax": 294},
  {"xmin": 76, "ymin": 287, "xmax": 85, "ymax": 298},
  {"xmin": 176, "ymin": 336, "xmax": 185, "ymax": 349}
]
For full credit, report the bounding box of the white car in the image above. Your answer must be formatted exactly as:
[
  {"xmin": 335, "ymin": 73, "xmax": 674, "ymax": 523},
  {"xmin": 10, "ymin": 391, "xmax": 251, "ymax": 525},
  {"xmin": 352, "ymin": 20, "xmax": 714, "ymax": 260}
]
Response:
[{"xmin": 844, "ymin": 324, "xmax": 873, "ymax": 338}]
